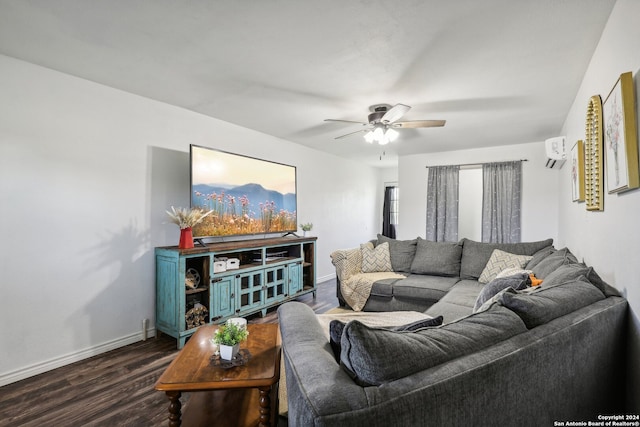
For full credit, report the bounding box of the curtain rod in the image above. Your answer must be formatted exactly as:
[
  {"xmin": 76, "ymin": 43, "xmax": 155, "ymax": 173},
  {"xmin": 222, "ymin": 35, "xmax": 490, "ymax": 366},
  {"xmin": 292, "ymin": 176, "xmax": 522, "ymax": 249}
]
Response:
[{"xmin": 425, "ymin": 159, "xmax": 528, "ymax": 168}]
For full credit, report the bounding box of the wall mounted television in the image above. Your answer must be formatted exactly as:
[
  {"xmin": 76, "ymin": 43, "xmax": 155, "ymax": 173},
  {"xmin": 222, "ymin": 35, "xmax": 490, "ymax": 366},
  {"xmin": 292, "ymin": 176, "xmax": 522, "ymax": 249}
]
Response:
[{"xmin": 190, "ymin": 144, "xmax": 297, "ymax": 240}]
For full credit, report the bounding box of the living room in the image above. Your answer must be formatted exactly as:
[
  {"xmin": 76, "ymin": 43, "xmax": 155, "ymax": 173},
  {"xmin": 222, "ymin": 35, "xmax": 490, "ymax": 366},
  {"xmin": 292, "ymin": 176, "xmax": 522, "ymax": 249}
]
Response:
[{"xmin": 0, "ymin": 0, "xmax": 639, "ymax": 420}]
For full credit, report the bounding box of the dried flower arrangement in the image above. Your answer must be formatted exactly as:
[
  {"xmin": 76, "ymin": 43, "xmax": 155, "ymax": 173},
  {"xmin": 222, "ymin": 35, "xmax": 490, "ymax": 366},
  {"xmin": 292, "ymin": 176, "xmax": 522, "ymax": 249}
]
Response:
[{"xmin": 166, "ymin": 206, "xmax": 213, "ymax": 229}]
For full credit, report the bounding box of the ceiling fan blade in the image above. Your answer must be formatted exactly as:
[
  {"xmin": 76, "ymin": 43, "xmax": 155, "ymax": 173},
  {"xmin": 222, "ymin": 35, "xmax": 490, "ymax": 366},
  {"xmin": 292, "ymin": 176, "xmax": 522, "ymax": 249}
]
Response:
[
  {"xmin": 381, "ymin": 103, "xmax": 411, "ymax": 124},
  {"xmin": 334, "ymin": 129, "xmax": 368, "ymax": 139},
  {"xmin": 393, "ymin": 119, "xmax": 446, "ymax": 128},
  {"xmin": 324, "ymin": 119, "xmax": 367, "ymax": 125}
]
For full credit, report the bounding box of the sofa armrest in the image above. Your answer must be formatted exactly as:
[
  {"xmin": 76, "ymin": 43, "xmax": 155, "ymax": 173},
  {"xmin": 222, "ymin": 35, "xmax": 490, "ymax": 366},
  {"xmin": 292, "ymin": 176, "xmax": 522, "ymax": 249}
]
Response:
[
  {"xmin": 278, "ymin": 302, "xmax": 368, "ymax": 423},
  {"xmin": 330, "ymin": 247, "xmax": 362, "ymax": 282}
]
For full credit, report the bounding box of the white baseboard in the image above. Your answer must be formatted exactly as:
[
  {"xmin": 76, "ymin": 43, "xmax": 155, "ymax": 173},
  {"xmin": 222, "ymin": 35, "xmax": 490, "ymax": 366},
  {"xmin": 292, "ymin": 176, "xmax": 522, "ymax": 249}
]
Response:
[
  {"xmin": 0, "ymin": 276, "xmax": 338, "ymax": 388},
  {"xmin": 0, "ymin": 328, "xmax": 157, "ymax": 387},
  {"xmin": 317, "ymin": 273, "xmax": 336, "ymax": 284}
]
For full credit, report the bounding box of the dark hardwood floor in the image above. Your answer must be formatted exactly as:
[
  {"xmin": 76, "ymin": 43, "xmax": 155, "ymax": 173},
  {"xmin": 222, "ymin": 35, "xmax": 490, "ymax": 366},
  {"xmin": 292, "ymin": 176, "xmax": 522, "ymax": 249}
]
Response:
[{"xmin": 0, "ymin": 279, "xmax": 338, "ymax": 427}]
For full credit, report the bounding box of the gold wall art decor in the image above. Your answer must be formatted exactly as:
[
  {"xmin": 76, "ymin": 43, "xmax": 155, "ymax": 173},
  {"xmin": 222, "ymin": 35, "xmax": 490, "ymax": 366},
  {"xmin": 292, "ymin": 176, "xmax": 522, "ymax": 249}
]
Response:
[
  {"xmin": 603, "ymin": 71, "xmax": 639, "ymax": 193},
  {"xmin": 571, "ymin": 140, "xmax": 585, "ymax": 202},
  {"xmin": 585, "ymin": 95, "xmax": 604, "ymax": 211}
]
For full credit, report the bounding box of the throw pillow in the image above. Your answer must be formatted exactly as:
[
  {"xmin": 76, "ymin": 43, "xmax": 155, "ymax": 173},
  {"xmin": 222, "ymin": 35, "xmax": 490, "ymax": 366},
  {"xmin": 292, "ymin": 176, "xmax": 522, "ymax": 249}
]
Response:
[
  {"xmin": 410, "ymin": 238, "xmax": 463, "ymax": 277},
  {"xmin": 478, "ymin": 249, "xmax": 533, "ymax": 284},
  {"xmin": 525, "ymin": 246, "xmax": 556, "ymax": 269},
  {"xmin": 376, "ymin": 234, "xmax": 418, "ymax": 273},
  {"xmin": 541, "ymin": 262, "xmax": 618, "ymax": 296},
  {"xmin": 473, "ymin": 272, "xmax": 530, "ymax": 312},
  {"xmin": 459, "ymin": 238, "xmax": 554, "ymax": 280},
  {"xmin": 329, "ymin": 320, "xmax": 346, "ymax": 363},
  {"xmin": 360, "ymin": 242, "xmax": 393, "ymax": 273},
  {"xmin": 391, "ymin": 315, "xmax": 444, "ymax": 331},
  {"xmin": 328, "ymin": 316, "xmax": 444, "ymax": 364},
  {"xmin": 498, "ymin": 275, "xmax": 606, "ymax": 329},
  {"xmin": 530, "ymin": 247, "xmax": 579, "ymax": 279},
  {"xmin": 339, "ymin": 304, "xmax": 527, "ymax": 386},
  {"xmin": 496, "ymin": 267, "xmax": 533, "ymax": 279}
]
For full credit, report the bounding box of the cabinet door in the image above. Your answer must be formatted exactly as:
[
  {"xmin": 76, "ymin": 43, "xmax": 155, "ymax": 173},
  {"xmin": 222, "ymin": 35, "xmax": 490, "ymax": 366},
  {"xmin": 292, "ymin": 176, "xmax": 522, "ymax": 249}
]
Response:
[
  {"xmin": 211, "ymin": 276, "xmax": 236, "ymax": 321},
  {"xmin": 265, "ymin": 265, "xmax": 287, "ymax": 304},
  {"xmin": 288, "ymin": 262, "xmax": 302, "ymax": 295},
  {"xmin": 156, "ymin": 255, "xmax": 181, "ymax": 333},
  {"xmin": 237, "ymin": 271, "xmax": 264, "ymax": 314}
]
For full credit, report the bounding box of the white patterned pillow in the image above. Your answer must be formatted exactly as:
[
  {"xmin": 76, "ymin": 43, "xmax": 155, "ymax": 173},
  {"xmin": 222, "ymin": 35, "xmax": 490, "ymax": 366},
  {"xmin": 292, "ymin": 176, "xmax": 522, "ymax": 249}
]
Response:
[
  {"xmin": 496, "ymin": 267, "xmax": 533, "ymax": 279},
  {"xmin": 330, "ymin": 248, "xmax": 362, "ymax": 281},
  {"xmin": 479, "ymin": 249, "xmax": 533, "ymax": 284},
  {"xmin": 361, "ymin": 242, "xmax": 393, "ymax": 273}
]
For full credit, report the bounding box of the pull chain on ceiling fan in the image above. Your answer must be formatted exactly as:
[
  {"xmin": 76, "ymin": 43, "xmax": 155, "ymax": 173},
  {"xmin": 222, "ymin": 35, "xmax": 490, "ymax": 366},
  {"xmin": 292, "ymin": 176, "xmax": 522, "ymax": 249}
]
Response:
[{"xmin": 325, "ymin": 103, "xmax": 446, "ymax": 145}]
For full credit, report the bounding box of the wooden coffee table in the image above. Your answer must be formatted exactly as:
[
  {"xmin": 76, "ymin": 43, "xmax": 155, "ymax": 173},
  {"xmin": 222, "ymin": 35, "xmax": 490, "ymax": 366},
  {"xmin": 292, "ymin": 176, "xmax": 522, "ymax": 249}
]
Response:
[{"xmin": 155, "ymin": 323, "xmax": 281, "ymax": 427}]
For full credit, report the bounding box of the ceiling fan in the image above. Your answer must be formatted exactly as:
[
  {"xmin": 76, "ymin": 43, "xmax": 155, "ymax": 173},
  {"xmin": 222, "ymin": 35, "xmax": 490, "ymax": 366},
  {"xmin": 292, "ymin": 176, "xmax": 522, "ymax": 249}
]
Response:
[{"xmin": 324, "ymin": 103, "xmax": 445, "ymax": 145}]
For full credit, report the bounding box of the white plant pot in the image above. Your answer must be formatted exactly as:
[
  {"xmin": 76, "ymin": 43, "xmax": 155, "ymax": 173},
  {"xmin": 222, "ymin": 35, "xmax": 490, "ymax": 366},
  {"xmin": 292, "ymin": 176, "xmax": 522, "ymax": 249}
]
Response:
[{"xmin": 219, "ymin": 343, "xmax": 240, "ymax": 360}]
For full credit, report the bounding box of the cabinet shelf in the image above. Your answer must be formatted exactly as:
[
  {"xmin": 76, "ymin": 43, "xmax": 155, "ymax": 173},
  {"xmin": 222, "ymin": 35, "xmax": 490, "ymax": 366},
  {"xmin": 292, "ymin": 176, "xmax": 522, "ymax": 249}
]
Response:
[
  {"xmin": 185, "ymin": 287, "xmax": 208, "ymax": 295},
  {"xmin": 156, "ymin": 236, "xmax": 317, "ymax": 348}
]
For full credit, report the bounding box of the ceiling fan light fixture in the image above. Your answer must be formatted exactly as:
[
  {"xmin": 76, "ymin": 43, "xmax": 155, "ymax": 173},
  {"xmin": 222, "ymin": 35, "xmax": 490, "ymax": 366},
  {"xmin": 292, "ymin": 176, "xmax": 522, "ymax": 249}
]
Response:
[
  {"xmin": 385, "ymin": 128, "xmax": 399, "ymax": 142},
  {"xmin": 372, "ymin": 126, "xmax": 385, "ymax": 140},
  {"xmin": 364, "ymin": 131, "xmax": 375, "ymax": 143}
]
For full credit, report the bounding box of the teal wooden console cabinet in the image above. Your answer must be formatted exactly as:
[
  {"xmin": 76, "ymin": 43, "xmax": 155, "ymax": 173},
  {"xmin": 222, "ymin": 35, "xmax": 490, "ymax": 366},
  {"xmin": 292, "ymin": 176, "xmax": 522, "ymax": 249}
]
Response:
[{"xmin": 155, "ymin": 236, "xmax": 317, "ymax": 348}]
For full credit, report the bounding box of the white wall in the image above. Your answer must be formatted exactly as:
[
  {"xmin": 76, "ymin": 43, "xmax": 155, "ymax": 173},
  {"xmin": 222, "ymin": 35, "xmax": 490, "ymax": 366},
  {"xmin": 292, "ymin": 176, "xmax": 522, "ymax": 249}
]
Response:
[
  {"xmin": 458, "ymin": 168, "xmax": 483, "ymax": 240},
  {"xmin": 558, "ymin": 0, "xmax": 640, "ymax": 411},
  {"xmin": 0, "ymin": 54, "xmax": 382, "ymax": 385},
  {"xmin": 397, "ymin": 141, "xmax": 560, "ymax": 242}
]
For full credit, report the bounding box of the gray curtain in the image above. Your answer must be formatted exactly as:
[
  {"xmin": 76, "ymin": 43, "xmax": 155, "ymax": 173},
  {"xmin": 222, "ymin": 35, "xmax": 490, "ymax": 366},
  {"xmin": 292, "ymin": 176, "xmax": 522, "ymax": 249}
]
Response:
[
  {"xmin": 382, "ymin": 186, "xmax": 397, "ymax": 238},
  {"xmin": 482, "ymin": 161, "xmax": 522, "ymax": 243},
  {"xmin": 426, "ymin": 166, "xmax": 459, "ymax": 242}
]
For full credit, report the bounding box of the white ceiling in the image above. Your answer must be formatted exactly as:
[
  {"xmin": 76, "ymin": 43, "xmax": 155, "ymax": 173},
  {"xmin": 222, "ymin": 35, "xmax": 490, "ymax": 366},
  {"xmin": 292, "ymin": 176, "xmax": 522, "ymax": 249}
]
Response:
[{"xmin": 0, "ymin": 0, "xmax": 616, "ymax": 167}]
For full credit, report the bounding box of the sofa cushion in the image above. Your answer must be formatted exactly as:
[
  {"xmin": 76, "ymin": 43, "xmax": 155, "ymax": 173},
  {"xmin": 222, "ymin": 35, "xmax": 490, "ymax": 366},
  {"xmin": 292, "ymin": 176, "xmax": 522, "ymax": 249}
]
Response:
[
  {"xmin": 360, "ymin": 242, "xmax": 393, "ymax": 273},
  {"xmin": 530, "ymin": 247, "xmax": 579, "ymax": 279},
  {"xmin": 425, "ymin": 280, "xmax": 483, "ymax": 323},
  {"xmin": 498, "ymin": 276, "xmax": 605, "ymax": 328},
  {"xmin": 376, "ymin": 235, "xmax": 417, "ymax": 273},
  {"xmin": 392, "ymin": 274, "xmax": 460, "ymax": 302},
  {"xmin": 410, "ymin": 238, "xmax": 463, "ymax": 277},
  {"xmin": 478, "ymin": 249, "xmax": 533, "ymax": 283},
  {"xmin": 542, "ymin": 262, "xmax": 620, "ymax": 297},
  {"xmin": 525, "ymin": 245, "xmax": 557, "ymax": 269},
  {"xmin": 368, "ymin": 278, "xmax": 398, "ymax": 297},
  {"xmin": 328, "ymin": 316, "xmax": 444, "ymax": 364},
  {"xmin": 459, "ymin": 238, "xmax": 553, "ymax": 280},
  {"xmin": 473, "ymin": 272, "xmax": 530, "ymax": 312},
  {"xmin": 339, "ymin": 303, "xmax": 527, "ymax": 386}
]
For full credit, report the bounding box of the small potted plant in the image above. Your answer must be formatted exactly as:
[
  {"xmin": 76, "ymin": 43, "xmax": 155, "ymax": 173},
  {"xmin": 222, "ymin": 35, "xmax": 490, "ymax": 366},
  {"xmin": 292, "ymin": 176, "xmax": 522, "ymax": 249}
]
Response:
[
  {"xmin": 166, "ymin": 206, "xmax": 213, "ymax": 248},
  {"xmin": 212, "ymin": 320, "xmax": 249, "ymax": 360},
  {"xmin": 300, "ymin": 222, "xmax": 313, "ymax": 237}
]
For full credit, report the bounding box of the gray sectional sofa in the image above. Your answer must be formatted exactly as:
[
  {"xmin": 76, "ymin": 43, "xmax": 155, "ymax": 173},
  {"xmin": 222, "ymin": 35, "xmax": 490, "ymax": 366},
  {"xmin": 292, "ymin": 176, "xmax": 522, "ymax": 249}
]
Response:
[{"xmin": 277, "ymin": 237, "xmax": 628, "ymax": 426}]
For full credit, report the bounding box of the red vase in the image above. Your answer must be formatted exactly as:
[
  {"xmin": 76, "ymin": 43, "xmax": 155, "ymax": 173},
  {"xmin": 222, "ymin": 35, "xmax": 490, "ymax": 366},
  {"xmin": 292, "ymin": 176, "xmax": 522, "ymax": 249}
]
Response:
[{"xmin": 179, "ymin": 227, "xmax": 194, "ymax": 249}]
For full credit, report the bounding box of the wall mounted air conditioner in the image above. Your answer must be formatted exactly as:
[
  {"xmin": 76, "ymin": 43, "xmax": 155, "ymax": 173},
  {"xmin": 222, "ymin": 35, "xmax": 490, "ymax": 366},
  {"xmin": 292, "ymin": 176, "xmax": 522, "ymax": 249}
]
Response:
[{"xmin": 544, "ymin": 136, "xmax": 566, "ymax": 169}]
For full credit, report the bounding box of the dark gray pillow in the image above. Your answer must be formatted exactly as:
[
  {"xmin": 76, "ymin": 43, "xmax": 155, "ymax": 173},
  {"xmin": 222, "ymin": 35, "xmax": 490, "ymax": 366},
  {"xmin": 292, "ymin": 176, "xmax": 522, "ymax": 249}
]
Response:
[
  {"xmin": 543, "ymin": 262, "xmax": 619, "ymax": 297},
  {"xmin": 530, "ymin": 247, "xmax": 579, "ymax": 279},
  {"xmin": 525, "ymin": 246, "xmax": 556, "ymax": 269},
  {"xmin": 410, "ymin": 238, "xmax": 462, "ymax": 277},
  {"xmin": 392, "ymin": 315, "xmax": 444, "ymax": 331},
  {"xmin": 340, "ymin": 304, "xmax": 527, "ymax": 386},
  {"xmin": 498, "ymin": 276, "xmax": 605, "ymax": 329},
  {"xmin": 376, "ymin": 234, "xmax": 417, "ymax": 273},
  {"xmin": 328, "ymin": 316, "xmax": 444, "ymax": 364},
  {"xmin": 473, "ymin": 273, "xmax": 530, "ymax": 312},
  {"xmin": 459, "ymin": 238, "xmax": 554, "ymax": 280}
]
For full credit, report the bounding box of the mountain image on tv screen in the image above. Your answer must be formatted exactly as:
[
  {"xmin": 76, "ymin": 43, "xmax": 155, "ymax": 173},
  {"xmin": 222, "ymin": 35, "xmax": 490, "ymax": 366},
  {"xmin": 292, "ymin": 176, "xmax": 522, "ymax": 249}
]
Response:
[{"xmin": 190, "ymin": 145, "xmax": 297, "ymax": 238}]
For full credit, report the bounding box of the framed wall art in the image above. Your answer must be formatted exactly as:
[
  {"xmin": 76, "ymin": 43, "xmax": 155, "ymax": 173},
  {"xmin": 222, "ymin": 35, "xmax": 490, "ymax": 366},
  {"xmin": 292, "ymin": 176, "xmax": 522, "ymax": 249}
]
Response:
[
  {"xmin": 603, "ymin": 71, "xmax": 639, "ymax": 193},
  {"xmin": 585, "ymin": 95, "xmax": 604, "ymax": 211},
  {"xmin": 571, "ymin": 140, "xmax": 585, "ymax": 202}
]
